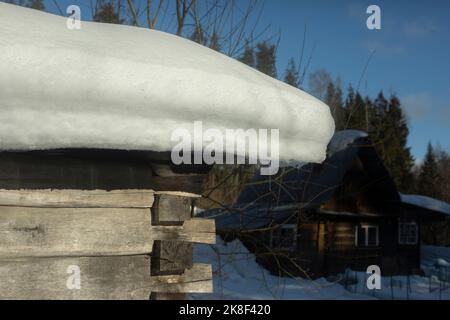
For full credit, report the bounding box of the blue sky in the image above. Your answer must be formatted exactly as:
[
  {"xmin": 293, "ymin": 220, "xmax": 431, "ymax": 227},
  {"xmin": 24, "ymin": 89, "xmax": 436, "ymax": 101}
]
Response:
[
  {"xmin": 13, "ymin": 0, "xmax": 450, "ymax": 161},
  {"xmin": 260, "ymin": 0, "xmax": 450, "ymax": 161}
]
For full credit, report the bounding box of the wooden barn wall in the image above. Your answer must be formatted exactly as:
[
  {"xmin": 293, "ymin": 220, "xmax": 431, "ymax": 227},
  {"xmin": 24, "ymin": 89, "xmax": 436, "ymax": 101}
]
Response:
[{"xmin": 0, "ymin": 187, "xmax": 215, "ymax": 299}]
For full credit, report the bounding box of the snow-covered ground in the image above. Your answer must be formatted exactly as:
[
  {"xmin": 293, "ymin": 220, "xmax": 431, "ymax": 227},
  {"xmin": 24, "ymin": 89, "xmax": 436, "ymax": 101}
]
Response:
[{"xmin": 192, "ymin": 237, "xmax": 450, "ymax": 300}]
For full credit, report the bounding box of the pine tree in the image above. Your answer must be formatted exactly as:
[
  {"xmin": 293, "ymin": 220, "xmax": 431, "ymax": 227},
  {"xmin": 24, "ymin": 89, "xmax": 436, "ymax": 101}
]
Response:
[
  {"xmin": 239, "ymin": 44, "xmax": 255, "ymax": 68},
  {"xmin": 26, "ymin": 0, "xmax": 45, "ymax": 11},
  {"xmin": 346, "ymin": 91, "xmax": 366, "ymax": 131},
  {"xmin": 93, "ymin": 1, "xmax": 124, "ymax": 24},
  {"xmin": 325, "ymin": 81, "xmax": 345, "ymax": 130},
  {"xmin": 255, "ymin": 42, "xmax": 277, "ymax": 78},
  {"xmin": 435, "ymin": 146, "xmax": 450, "ymax": 202},
  {"xmin": 369, "ymin": 93, "xmax": 415, "ymax": 192},
  {"xmin": 385, "ymin": 95, "xmax": 415, "ymax": 192},
  {"xmin": 283, "ymin": 58, "xmax": 299, "ymax": 88},
  {"xmin": 418, "ymin": 143, "xmax": 442, "ymax": 198},
  {"xmin": 370, "ymin": 91, "xmax": 388, "ymax": 141}
]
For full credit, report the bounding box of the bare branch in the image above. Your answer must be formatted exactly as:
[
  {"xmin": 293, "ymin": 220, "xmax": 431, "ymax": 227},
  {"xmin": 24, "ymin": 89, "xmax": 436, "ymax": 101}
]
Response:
[{"xmin": 127, "ymin": 0, "xmax": 141, "ymax": 26}]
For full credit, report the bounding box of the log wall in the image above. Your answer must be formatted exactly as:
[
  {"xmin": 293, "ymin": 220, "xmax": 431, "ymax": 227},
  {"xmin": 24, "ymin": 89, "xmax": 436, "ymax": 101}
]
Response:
[{"xmin": 0, "ymin": 189, "xmax": 215, "ymax": 299}]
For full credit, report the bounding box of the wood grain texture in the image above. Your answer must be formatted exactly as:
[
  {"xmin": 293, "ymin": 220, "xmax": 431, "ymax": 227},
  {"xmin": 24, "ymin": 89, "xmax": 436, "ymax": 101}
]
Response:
[
  {"xmin": 0, "ymin": 206, "xmax": 215, "ymax": 258},
  {"xmin": 150, "ymin": 264, "xmax": 213, "ymax": 293},
  {"xmin": 0, "ymin": 255, "xmax": 153, "ymax": 300},
  {"xmin": 151, "ymin": 219, "xmax": 216, "ymax": 244},
  {"xmin": 151, "ymin": 241, "xmax": 193, "ymax": 275},
  {"xmin": 0, "ymin": 206, "xmax": 153, "ymax": 258},
  {"xmin": 0, "ymin": 186, "xmax": 214, "ymax": 299},
  {"xmin": 0, "ymin": 189, "xmax": 155, "ymax": 208},
  {"xmin": 152, "ymin": 194, "xmax": 192, "ymax": 224},
  {"xmin": 0, "ymin": 256, "xmax": 212, "ymax": 299}
]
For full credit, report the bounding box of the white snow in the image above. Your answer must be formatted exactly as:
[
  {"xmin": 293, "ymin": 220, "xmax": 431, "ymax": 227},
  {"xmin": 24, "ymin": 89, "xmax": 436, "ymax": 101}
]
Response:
[
  {"xmin": 401, "ymin": 194, "xmax": 450, "ymax": 215},
  {"xmin": 327, "ymin": 130, "xmax": 368, "ymax": 156},
  {"xmin": 0, "ymin": 3, "xmax": 334, "ymax": 163},
  {"xmin": 191, "ymin": 237, "xmax": 370, "ymax": 300},
  {"xmin": 192, "ymin": 237, "xmax": 450, "ymax": 300}
]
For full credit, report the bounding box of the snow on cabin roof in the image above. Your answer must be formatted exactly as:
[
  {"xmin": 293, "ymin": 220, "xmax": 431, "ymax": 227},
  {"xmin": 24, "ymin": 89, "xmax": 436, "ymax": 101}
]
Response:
[
  {"xmin": 0, "ymin": 3, "xmax": 335, "ymax": 163},
  {"xmin": 401, "ymin": 194, "xmax": 450, "ymax": 216},
  {"xmin": 327, "ymin": 130, "xmax": 368, "ymax": 156}
]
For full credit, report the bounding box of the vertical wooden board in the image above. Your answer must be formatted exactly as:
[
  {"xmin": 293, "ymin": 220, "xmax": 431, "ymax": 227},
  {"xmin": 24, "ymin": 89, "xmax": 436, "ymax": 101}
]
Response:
[
  {"xmin": 0, "ymin": 255, "xmax": 152, "ymax": 300},
  {"xmin": 0, "ymin": 206, "xmax": 153, "ymax": 257}
]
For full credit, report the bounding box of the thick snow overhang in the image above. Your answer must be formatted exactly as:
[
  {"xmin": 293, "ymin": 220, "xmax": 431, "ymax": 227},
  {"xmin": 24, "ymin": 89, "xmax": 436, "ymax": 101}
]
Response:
[
  {"xmin": 327, "ymin": 129, "xmax": 368, "ymax": 157},
  {"xmin": 0, "ymin": 3, "xmax": 335, "ymax": 164}
]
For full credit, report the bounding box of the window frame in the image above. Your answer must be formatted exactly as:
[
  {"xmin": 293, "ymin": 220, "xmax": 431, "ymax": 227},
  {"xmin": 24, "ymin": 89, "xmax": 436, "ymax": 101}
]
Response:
[
  {"xmin": 270, "ymin": 224, "xmax": 298, "ymax": 251},
  {"xmin": 398, "ymin": 222, "xmax": 418, "ymax": 245},
  {"xmin": 355, "ymin": 224, "xmax": 379, "ymax": 248}
]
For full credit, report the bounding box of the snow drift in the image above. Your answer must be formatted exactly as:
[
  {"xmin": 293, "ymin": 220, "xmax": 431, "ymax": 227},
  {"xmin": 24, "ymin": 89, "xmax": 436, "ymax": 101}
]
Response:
[{"xmin": 0, "ymin": 3, "xmax": 334, "ymax": 163}]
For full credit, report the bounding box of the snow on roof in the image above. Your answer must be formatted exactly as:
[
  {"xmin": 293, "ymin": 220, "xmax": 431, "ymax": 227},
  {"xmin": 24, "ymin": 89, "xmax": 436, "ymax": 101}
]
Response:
[
  {"xmin": 327, "ymin": 130, "xmax": 368, "ymax": 156},
  {"xmin": 401, "ymin": 194, "xmax": 450, "ymax": 215},
  {"xmin": 0, "ymin": 3, "xmax": 335, "ymax": 163}
]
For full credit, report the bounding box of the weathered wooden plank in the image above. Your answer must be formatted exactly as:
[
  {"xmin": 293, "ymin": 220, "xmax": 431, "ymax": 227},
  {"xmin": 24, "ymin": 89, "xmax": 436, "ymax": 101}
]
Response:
[
  {"xmin": 152, "ymin": 194, "xmax": 193, "ymax": 224},
  {"xmin": 152, "ymin": 219, "xmax": 216, "ymax": 244},
  {"xmin": 0, "ymin": 257, "xmax": 212, "ymax": 299},
  {"xmin": 0, "ymin": 189, "xmax": 155, "ymax": 208},
  {"xmin": 0, "ymin": 206, "xmax": 215, "ymax": 258},
  {"xmin": 151, "ymin": 264, "xmax": 213, "ymax": 293},
  {"xmin": 0, "ymin": 255, "xmax": 153, "ymax": 300},
  {"xmin": 0, "ymin": 206, "xmax": 153, "ymax": 258}
]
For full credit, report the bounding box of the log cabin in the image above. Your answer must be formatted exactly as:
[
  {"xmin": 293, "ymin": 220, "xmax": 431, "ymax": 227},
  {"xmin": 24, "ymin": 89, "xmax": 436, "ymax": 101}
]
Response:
[{"xmin": 204, "ymin": 131, "xmax": 449, "ymax": 278}]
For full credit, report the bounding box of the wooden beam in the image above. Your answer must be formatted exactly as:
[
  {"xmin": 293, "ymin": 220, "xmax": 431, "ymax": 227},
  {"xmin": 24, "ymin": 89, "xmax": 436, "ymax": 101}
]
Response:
[
  {"xmin": 0, "ymin": 189, "xmax": 155, "ymax": 208},
  {"xmin": 151, "ymin": 264, "xmax": 213, "ymax": 293},
  {"xmin": 152, "ymin": 193, "xmax": 193, "ymax": 224},
  {"xmin": 151, "ymin": 219, "xmax": 216, "ymax": 244},
  {"xmin": 0, "ymin": 206, "xmax": 153, "ymax": 258},
  {"xmin": 0, "ymin": 151, "xmax": 206, "ymax": 193},
  {"xmin": 0, "ymin": 255, "xmax": 153, "ymax": 300},
  {"xmin": 0, "ymin": 206, "xmax": 215, "ymax": 258},
  {"xmin": 0, "ymin": 256, "xmax": 212, "ymax": 299}
]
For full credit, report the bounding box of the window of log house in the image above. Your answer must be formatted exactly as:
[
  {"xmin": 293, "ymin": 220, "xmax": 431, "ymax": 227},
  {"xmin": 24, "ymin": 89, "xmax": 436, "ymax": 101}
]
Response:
[
  {"xmin": 398, "ymin": 222, "xmax": 418, "ymax": 245},
  {"xmin": 355, "ymin": 225, "xmax": 379, "ymax": 247}
]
